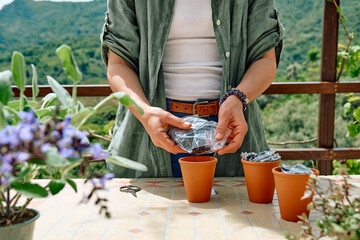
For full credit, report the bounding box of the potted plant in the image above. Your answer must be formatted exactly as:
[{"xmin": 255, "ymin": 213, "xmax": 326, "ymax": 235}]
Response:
[
  {"xmin": 285, "ymin": 167, "xmax": 360, "ymax": 240},
  {"xmin": 179, "ymin": 156, "xmax": 217, "ymax": 203},
  {"xmin": 272, "ymin": 166, "xmax": 320, "ymax": 222},
  {"xmin": 0, "ymin": 46, "xmax": 147, "ymax": 239},
  {"xmin": 241, "ymin": 151, "xmax": 281, "ymax": 203}
]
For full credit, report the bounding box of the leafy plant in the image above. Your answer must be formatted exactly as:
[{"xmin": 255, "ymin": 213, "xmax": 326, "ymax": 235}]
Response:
[
  {"xmin": 333, "ymin": 160, "xmax": 360, "ymax": 175},
  {"xmin": 285, "ymin": 168, "xmax": 360, "ymax": 240},
  {"xmin": 0, "ymin": 45, "xmax": 148, "ymax": 226}
]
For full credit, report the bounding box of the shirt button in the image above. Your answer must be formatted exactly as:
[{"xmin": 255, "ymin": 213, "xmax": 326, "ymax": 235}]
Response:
[
  {"xmin": 216, "ymin": 19, "xmax": 221, "ymax": 25},
  {"xmin": 225, "ymin": 52, "xmax": 230, "ymax": 58}
]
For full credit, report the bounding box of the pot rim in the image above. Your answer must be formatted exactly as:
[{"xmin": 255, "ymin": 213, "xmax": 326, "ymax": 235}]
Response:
[
  {"xmin": 272, "ymin": 166, "xmax": 320, "ymax": 177},
  {"xmin": 0, "ymin": 208, "xmax": 40, "ymax": 229},
  {"xmin": 241, "ymin": 158, "xmax": 281, "ymax": 166},
  {"xmin": 179, "ymin": 156, "xmax": 217, "ymax": 166}
]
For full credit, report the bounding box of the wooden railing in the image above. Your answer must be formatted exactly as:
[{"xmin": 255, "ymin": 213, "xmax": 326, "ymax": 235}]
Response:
[{"xmin": 11, "ymin": 0, "xmax": 360, "ymax": 175}]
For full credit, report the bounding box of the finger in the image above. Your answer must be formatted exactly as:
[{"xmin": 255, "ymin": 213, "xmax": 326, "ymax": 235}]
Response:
[
  {"xmin": 161, "ymin": 133, "xmax": 188, "ymax": 154},
  {"xmin": 166, "ymin": 114, "xmax": 192, "ymax": 129},
  {"xmin": 215, "ymin": 115, "xmax": 230, "ymax": 141},
  {"xmin": 217, "ymin": 133, "xmax": 245, "ymax": 155}
]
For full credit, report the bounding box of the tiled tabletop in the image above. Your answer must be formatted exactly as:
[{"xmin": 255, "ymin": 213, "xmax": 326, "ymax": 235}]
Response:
[{"xmin": 30, "ymin": 176, "xmax": 360, "ymax": 240}]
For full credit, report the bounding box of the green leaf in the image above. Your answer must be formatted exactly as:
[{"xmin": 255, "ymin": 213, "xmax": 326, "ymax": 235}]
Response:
[
  {"xmin": 353, "ymin": 107, "xmax": 360, "ymax": 122},
  {"xmin": 41, "ymin": 93, "xmax": 58, "ymax": 108},
  {"xmin": 49, "ymin": 180, "xmax": 66, "ymax": 195},
  {"xmin": 56, "ymin": 44, "xmax": 82, "ymax": 84},
  {"xmin": 3, "ymin": 106, "xmax": 22, "ymax": 122},
  {"xmin": 343, "ymin": 102, "xmax": 351, "ymax": 117},
  {"xmin": 44, "ymin": 147, "xmax": 73, "ymax": 167},
  {"xmin": 112, "ymin": 92, "xmax": 143, "ymax": 114},
  {"xmin": 31, "ymin": 64, "xmax": 39, "ymax": 99},
  {"xmin": 0, "ymin": 108, "xmax": 8, "ymax": 129},
  {"xmin": 35, "ymin": 106, "xmax": 56, "ymax": 118},
  {"xmin": 11, "ymin": 52, "xmax": 26, "ymax": 92},
  {"xmin": 66, "ymin": 179, "xmax": 77, "ymax": 193},
  {"xmin": 301, "ymin": 190, "xmax": 313, "ymax": 200},
  {"xmin": 337, "ymin": 7, "xmax": 341, "ymax": 13},
  {"xmin": 47, "ymin": 76, "xmax": 73, "ymax": 109},
  {"xmin": 8, "ymin": 98, "xmax": 38, "ymax": 112},
  {"xmin": 16, "ymin": 167, "xmax": 30, "ymax": 179},
  {"xmin": 347, "ymin": 96, "xmax": 360, "ymax": 102},
  {"xmin": 70, "ymin": 107, "xmax": 95, "ymax": 129},
  {"xmin": 0, "ymin": 70, "xmax": 14, "ymax": 105},
  {"xmin": 38, "ymin": 169, "xmax": 50, "ymax": 176},
  {"xmin": 10, "ymin": 182, "xmax": 48, "ymax": 198},
  {"xmin": 347, "ymin": 124, "xmax": 358, "ymax": 138},
  {"xmin": 331, "ymin": 223, "xmax": 345, "ymax": 233},
  {"xmin": 106, "ymin": 155, "xmax": 148, "ymax": 172}
]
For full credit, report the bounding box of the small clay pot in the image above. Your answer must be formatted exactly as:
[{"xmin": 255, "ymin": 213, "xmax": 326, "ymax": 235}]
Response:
[
  {"xmin": 241, "ymin": 158, "xmax": 281, "ymax": 203},
  {"xmin": 179, "ymin": 156, "xmax": 217, "ymax": 203},
  {"xmin": 272, "ymin": 166, "xmax": 320, "ymax": 222}
]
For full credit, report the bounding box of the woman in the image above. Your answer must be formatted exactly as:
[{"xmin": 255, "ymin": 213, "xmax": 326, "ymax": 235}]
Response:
[{"xmin": 101, "ymin": 0, "xmax": 284, "ymax": 178}]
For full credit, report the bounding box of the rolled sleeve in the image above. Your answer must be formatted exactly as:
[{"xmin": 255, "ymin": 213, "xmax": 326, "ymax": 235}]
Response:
[
  {"xmin": 246, "ymin": 0, "xmax": 284, "ymax": 67},
  {"xmin": 100, "ymin": 0, "xmax": 140, "ymax": 73}
]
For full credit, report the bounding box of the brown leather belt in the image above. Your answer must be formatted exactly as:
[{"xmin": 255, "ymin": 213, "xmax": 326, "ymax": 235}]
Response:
[{"xmin": 168, "ymin": 100, "xmax": 219, "ymax": 117}]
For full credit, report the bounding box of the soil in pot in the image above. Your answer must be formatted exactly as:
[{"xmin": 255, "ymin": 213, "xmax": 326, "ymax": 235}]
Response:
[
  {"xmin": 179, "ymin": 156, "xmax": 217, "ymax": 203},
  {"xmin": 0, "ymin": 208, "xmax": 40, "ymax": 240},
  {"xmin": 272, "ymin": 166, "xmax": 320, "ymax": 222},
  {"xmin": 241, "ymin": 159, "xmax": 281, "ymax": 203}
]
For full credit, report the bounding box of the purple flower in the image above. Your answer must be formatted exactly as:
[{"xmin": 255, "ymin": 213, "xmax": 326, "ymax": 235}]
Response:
[
  {"xmin": 0, "ymin": 126, "xmax": 20, "ymax": 147},
  {"xmin": 62, "ymin": 125, "xmax": 76, "ymax": 138},
  {"xmin": 1, "ymin": 154, "xmax": 12, "ymax": 164},
  {"xmin": 99, "ymin": 173, "xmax": 114, "ymax": 189},
  {"xmin": 19, "ymin": 125, "xmax": 34, "ymax": 142},
  {"xmin": 50, "ymin": 130, "xmax": 61, "ymax": 141},
  {"xmin": 0, "ymin": 176, "xmax": 10, "ymax": 187},
  {"xmin": 91, "ymin": 173, "xmax": 114, "ymax": 189},
  {"xmin": 63, "ymin": 115, "xmax": 71, "ymax": 127},
  {"xmin": 59, "ymin": 147, "xmax": 79, "ymax": 158},
  {"xmin": 57, "ymin": 137, "xmax": 73, "ymax": 150},
  {"xmin": 0, "ymin": 162, "xmax": 12, "ymax": 174},
  {"xmin": 89, "ymin": 143, "xmax": 108, "ymax": 159},
  {"xmin": 18, "ymin": 111, "xmax": 36, "ymax": 124},
  {"xmin": 16, "ymin": 151, "xmax": 30, "ymax": 163},
  {"xmin": 40, "ymin": 143, "xmax": 52, "ymax": 153}
]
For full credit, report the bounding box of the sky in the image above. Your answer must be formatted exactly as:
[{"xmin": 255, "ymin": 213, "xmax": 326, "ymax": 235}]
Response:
[{"xmin": 0, "ymin": 0, "xmax": 94, "ymax": 10}]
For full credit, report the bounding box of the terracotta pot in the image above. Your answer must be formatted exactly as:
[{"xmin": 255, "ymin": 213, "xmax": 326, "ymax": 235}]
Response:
[
  {"xmin": 272, "ymin": 166, "xmax": 320, "ymax": 222},
  {"xmin": 179, "ymin": 156, "xmax": 217, "ymax": 203},
  {"xmin": 0, "ymin": 208, "xmax": 39, "ymax": 240},
  {"xmin": 241, "ymin": 158, "xmax": 281, "ymax": 203}
]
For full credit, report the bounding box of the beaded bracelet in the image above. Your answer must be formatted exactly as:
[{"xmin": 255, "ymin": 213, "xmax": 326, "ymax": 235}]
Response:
[{"xmin": 219, "ymin": 88, "xmax": 249, "ymax": 111}]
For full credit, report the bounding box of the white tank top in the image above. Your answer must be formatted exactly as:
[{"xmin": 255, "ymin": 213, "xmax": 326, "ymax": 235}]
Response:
[{"xmin": 163, "ymin": 0, "xmax": 223, "ymax": 101}]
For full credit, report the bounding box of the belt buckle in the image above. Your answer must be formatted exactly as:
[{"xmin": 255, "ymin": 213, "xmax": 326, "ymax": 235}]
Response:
[{"xmin": 193, "ymin": 101, "xmax": 209, "ymax": 117}]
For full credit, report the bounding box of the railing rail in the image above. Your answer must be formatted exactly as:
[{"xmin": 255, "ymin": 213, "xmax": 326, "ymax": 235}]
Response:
[{"xmin": 12, "ymin": 81, "xmax": 360, "ymax": 97}]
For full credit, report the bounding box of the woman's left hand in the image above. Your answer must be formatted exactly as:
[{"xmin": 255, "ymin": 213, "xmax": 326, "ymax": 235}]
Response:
[{"xmin": 215, "ymin": 95, "xmax": 248, "ymax": 155}]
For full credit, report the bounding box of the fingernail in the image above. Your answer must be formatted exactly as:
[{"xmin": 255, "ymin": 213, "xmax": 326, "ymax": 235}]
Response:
[
  {"xmin": 184, "ymin": 122, "xmax": 191, "ymax": 127},
  {"xmin": 215, "ymin": 133, "xmax": 223, "ymax": 140}
]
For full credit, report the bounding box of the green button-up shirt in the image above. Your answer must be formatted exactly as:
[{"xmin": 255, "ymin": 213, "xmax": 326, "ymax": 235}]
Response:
[{"xmin": 101, "ymin": 0, "xmax": 284, "ymax": 177}]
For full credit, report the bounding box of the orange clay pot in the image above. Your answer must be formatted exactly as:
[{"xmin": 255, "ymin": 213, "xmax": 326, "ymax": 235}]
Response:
[
  {"xmin": 241, "ymin": 158, "xmax": 281, "ymax": 203},
  {"xmin": 272, "ymin": 166, "xmax": 320, "ymax": 222},
  {"xmin": 179, "ymin": 156, "xmax": 217, "ymax": 203}
]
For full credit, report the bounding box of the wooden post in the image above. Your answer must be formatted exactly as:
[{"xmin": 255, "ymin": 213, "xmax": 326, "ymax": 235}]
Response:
[{"xmin": 317, "ymin": 0, "xmax": 339, "ymax": 175}]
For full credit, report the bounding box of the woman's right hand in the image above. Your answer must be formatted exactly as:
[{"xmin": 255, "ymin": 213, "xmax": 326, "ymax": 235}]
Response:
[{"xmin": 139, "ymin": 106, "xmax": 192, "ymax": 154}]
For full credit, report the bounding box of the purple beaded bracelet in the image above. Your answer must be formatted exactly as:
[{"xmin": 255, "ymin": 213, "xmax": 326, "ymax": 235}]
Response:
[{"xmin": 219, "ymin": 88, "xmax": 249, "ymax": 111}]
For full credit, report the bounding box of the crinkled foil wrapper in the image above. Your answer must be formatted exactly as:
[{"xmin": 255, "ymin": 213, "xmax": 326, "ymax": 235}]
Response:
[{"xmin": 168, "ymin": 115, "xmax": 230, "ymax": 155}]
